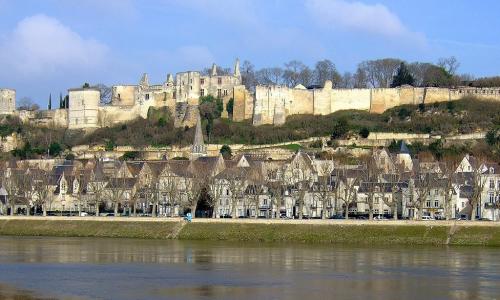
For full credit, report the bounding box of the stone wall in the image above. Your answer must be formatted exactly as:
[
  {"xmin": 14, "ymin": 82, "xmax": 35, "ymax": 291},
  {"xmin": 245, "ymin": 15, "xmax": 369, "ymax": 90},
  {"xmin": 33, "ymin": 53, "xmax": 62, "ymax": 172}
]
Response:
[
  {"xmin": 252, "ymin": 84, "xmax": 500, "ymax": 125},
  {"xmin": 331, "ymin": 88, "xmax": 371, "ymax": 112},
  {"xmin": 0, "ymin": 89, "xmax": 16, "ymax": 115}
]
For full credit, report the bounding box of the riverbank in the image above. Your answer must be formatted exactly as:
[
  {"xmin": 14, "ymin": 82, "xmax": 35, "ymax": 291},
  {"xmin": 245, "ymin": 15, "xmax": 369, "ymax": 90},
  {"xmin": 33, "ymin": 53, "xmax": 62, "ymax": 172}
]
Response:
[{"xmin": 0, "ymin": 217, "xmax": 499, "ymax": 246}]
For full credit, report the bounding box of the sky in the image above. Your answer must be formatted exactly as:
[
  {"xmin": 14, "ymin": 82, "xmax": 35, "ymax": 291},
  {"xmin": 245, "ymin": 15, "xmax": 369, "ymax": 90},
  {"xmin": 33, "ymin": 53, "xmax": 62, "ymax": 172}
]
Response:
[{"xmin": 0, "ymin": 0, "xmax": 499, "ymax": 106}]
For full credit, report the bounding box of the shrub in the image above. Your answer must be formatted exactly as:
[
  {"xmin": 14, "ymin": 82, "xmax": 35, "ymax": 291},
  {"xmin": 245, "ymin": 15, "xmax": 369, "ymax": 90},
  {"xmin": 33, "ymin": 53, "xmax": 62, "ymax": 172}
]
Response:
[
  {"xmin": 122, "ymin": 151, "xmax": 140, "ymax": 161},
  {"xmin": 359, "ymin": 127, "xmax": 370, "ymax": 138},
  {"xmin": 220, "ymin": 145, "xmax": 232, "ymax": 159}
]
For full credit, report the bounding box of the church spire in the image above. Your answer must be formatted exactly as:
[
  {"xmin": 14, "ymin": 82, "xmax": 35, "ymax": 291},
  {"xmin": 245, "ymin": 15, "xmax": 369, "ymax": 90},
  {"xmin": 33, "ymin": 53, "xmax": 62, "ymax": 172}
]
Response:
[{"xmin": 191, "ymin": 111, "xmax": 207, "ymax": 159}]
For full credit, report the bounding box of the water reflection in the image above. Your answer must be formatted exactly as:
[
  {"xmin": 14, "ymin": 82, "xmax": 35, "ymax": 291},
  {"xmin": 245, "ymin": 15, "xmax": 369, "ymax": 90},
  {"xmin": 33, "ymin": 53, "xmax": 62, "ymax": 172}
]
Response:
[{"xmin": 0, "ymin": 237, "xmax": 498, "ymax": 300}]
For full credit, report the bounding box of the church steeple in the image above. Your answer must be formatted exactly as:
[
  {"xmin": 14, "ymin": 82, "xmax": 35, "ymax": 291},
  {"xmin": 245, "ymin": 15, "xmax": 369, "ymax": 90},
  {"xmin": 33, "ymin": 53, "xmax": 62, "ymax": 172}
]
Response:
[{"xmin": 191, "ymin": 111, "xmax": 207, "ymax": 160}]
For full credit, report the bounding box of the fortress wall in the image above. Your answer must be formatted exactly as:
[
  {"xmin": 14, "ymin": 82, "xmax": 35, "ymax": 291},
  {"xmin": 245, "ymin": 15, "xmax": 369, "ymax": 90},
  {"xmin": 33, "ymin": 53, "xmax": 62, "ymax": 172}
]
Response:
[
  {"xmin": 232, "ymin": 85, "xmax": 248, "ymax": 121},
  {"xmin": 313, "ymin": 81, "xmax": 332, "ymax": 115},
  {"xmin": 112, "ymin": 86, "xmax": 136, "ymax": 106},
  {"xmin": 399, "ymin": 86, "xmax": 417, "ymax": 106},
  {"xmin": 153, "ymin": 90, "xmax": 175, "ymax": 110},
  {"xmin": 414, "ymin": 88, "xmax": 426, "ymax": 104},
  {"xmin": 423, "ymin": 87, "xmax": 450, "ymax": 103},
  {"xmin": 370, "ymin": 88, "xmax": 400, "ymax": 113},
  {"xmin": 290, "ymin": 89, "xmax": 314, "ymax": 115},
  {"xmin": 99, "ymin": 106, "xmax": 140, "ymax": 127},
  {"xmin": 450, "ymin": 88, "xmax": 500, "ymax": 101},
  {"xmin": 331, "ymin": 88, "xmax": 371, "ymax": 112}
]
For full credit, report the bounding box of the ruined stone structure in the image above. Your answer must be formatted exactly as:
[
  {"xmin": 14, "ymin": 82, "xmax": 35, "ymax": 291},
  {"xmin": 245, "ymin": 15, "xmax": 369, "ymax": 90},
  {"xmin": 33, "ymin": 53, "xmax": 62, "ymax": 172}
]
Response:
[
  {"xmin": 237, "ymin": 83, "xmax": 500, "ymax": 125},
  {"xmin": 0, "ymin": 89, "xmax": 16, "ymax": 115},
  {"xmin": 6, "ymin": 58, "xmax": 500, "ymax": 130},
  {"xmin": 68, "ymin": 88, "xmax": 101, "ymax": 129}
]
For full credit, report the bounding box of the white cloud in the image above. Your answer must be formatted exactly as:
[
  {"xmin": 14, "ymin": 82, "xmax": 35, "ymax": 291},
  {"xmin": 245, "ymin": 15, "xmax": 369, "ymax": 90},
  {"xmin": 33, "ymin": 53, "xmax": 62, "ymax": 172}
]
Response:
[
  {"xmin": 306, "ymin": 0, "xmax": 425, "ymax": 43},
  {"xmin": 0, "ymin": 14, "xmax": 109, "ymax": 78}
]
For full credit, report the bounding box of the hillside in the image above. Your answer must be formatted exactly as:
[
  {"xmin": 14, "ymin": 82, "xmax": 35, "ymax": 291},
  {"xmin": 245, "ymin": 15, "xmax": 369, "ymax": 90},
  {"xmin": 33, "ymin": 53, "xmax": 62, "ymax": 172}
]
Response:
[{"xmin": 1, "ymin": 97, "xmax": 499, "ymax": 160}]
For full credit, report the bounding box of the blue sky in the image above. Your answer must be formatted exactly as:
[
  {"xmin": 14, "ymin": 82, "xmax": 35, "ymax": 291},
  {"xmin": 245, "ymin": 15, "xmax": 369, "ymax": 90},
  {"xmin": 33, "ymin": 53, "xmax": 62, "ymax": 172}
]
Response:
[{"xmin": 0, "ymin": 0, "xmax": 499, "ymax": 106}]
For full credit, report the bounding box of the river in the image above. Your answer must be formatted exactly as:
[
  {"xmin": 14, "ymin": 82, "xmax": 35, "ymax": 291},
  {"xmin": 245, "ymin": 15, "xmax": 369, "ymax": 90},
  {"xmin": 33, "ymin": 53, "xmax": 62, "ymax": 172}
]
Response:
[{"xmin": 0, "ymin": 236, "xmax": 498, "ymax": 299}]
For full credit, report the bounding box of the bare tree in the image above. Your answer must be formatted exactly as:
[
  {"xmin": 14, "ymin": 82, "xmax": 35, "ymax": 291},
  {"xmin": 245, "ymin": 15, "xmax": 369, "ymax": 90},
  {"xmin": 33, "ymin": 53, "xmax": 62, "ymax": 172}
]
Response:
[
  {"xmin": 32, "ymin": 168, "xmax": 54, "ymax": 216},
  {"xmin": 361, "ymin": 155, "xmax": 383, "ymax": 220},
  {"xmin": 440, "ymin": 155, "xmax": 462, "ymax": 220},
  {"xmin": 283, "ymin": 60, "xmax": 308, "ymax": 87},
  {"xmin": 183, "ymin": 168, "xmax": 207, "ymax": 218},
  {"xmin": 161, "ymin": 175, "xmax": 180, "ymax": 217},
  {"xmin": 469, "ymin": 155, "xmax": 488, "ymax": 220},
  {"xmin": 315, "ymin": 162, "xmax": 334, "ymax": 219},
  {"xmin": 93, "ymin": 84, "xmax": 112, "ymax": 105},
  {"xmin": 437, "ymin": 56, "xmax": 460, "ymax": 75},
  {"xmin": 411, "ymin": 171, "xmax": 433, "ymax": 220},
  {"xmin": 358, "ymin": 58, "xmax": 402, "ymax": 88}
]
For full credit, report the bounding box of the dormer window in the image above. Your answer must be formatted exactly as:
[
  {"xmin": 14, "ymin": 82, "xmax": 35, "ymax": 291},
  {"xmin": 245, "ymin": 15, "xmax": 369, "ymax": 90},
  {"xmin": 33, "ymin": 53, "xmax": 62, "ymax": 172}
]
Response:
[{"xmin": 218, "ymin": 78, "xmax": 222, "ymax": 85}]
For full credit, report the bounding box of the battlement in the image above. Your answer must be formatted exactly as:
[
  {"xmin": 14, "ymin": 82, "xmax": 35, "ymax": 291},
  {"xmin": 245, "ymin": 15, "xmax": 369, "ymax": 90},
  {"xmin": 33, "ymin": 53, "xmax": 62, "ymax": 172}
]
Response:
[{"xmin": 247, "ymin": 84, "xmax": 500, "ymax": 125}]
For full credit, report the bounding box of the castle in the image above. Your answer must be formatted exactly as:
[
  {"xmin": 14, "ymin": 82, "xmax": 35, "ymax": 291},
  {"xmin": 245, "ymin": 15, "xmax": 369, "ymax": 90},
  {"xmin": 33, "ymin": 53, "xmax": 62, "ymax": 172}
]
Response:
[
  {"xmin": 2, "ymin": 59, "xmax": 500, "ymax": 129},
  {"xmin": 245, "ymin": 83, "xmax": 500, "ymax": 125}
]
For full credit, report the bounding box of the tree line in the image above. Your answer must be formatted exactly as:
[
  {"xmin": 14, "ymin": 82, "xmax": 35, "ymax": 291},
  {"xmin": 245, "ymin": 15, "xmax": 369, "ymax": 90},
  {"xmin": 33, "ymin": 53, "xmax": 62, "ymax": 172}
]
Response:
[{"xmin": 235, "ymin": 56, "xmax": 499, "ymax": 90}]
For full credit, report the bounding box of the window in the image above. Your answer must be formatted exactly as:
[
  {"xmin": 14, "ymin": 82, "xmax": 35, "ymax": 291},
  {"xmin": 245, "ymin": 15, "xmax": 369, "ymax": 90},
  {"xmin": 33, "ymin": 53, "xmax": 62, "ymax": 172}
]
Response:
[
  {"xmin": 426, "ymin": 200, "xmax": 431, "ymax": 208},
  {"xmin": 217, "ymin": 89, "xmax": 222, "ymax": 97},
  {"xmin": 118, "ymin": 93, "xmax": 121, "ymax": 99},
  {"xmin": 190, "ymin": 86, "xmax": 192, "ymax": 90},
  {"xmin": 223, "ymin": 89, "xmax": 228, "ymax": 96},
  {"xmin": 220, "ymin": 199, "xmax": 223, "ymax": 205},
  {"xmin": 200, "ymin": 89, "xmax": 205, "ymax": 97},
  {"xmin": 374, "ymin": 209, "xmax": 379, "ymax": 214},
  {"xmin": 461, "ymin": 202, "xmax": 465, "ymax": 208},
  {"xmin": 434, "ymin": 200, "xmax": 439, "ymax": 207},
  {"xmin": 374, "ymin": 197, "xmax": 379, "ymax": 204},
  {"xmin": 145, "ymin": 94, "xmax": 150, "ymax": 100},
  {"xmin": 218, "ymin": 78, "xmax": 222, "ymax": 85},
  {"xmin": 173, "ymin": 91, "xmax": 176, "ymax": 99},
  {"xmin": 434, "ymin": 189, "xmax": 439, "ymax": 195},
  {"xmin": 200, "ymin": 78, "xmax": 205, "ymax": 85},
  {"xmin": 226, "ymin": 189, "xmax": 229, "ymax": 196},
  {"xmin": 190, "ymin": 79, "xmax": 193, "ymax": 84},
  {"xmin": 383, "ymin": 209, "xmax": 389, "ymax": 215},
  {"xmin": 263, "ymin": 198, "xmax": 268, "ymax": 205},
  {"xmin": 489, "ymin": 192, "xmax": 494, "ymax": 203},
  {"xmin": 490, "ymin": 179, "xmax": 495, "ymax": 189}
]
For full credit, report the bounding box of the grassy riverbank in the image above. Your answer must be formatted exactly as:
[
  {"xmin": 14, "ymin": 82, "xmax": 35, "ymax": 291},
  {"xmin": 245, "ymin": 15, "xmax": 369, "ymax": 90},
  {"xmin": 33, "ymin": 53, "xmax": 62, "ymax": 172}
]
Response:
[{"xmin": 0, "ymin": 218, "xmax": 499, "ymax": 246}]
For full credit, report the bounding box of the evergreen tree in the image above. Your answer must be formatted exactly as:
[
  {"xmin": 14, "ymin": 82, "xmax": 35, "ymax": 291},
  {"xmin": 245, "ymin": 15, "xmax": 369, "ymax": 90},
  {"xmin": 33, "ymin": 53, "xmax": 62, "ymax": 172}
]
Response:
[
  {"xmin": 391, "ymin": 62, "xmax": 414, "ymax": 87},
  {"xmin": 59, "ymin": 93, "xmax": 63, "ymax": 109},
  {"xmin": 48, "ymin": 93, "xmax": 52, "ymax": 110}
]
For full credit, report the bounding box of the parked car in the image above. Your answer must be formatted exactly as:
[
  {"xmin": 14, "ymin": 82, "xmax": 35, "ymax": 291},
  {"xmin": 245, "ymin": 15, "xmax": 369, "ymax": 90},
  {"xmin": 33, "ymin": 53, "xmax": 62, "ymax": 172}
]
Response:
[
  {"xmin": 220, "ymin": 214, "xmax": 232, "ymax": 218},
  {"xmin": 356, "ymin": 216, "xmax": 368, "ymax": 220},
  {"xmin": 79, "ymin": 212, "xmax": 88, "ymax": 217},
  {"xmin": 329, "ymin": 214, "xmax": 345, "ymax": 220},
  {"xmin": 477, "ymin": 217, "xmax": 492, "ymax": 221},
  {"xmin": 422, "ymin": 216, "xmax": 435, "ymax": 221},
  {"xmin": 374, "ymin": 215, "xmax": 388, "ymax": 220}
]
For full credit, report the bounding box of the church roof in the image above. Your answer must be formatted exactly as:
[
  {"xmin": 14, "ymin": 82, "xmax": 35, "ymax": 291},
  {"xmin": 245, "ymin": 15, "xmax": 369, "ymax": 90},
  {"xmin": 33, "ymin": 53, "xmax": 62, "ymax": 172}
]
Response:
[{"xmin": 400, "ymin": 141, "xmax": 410, "ymax": 155}]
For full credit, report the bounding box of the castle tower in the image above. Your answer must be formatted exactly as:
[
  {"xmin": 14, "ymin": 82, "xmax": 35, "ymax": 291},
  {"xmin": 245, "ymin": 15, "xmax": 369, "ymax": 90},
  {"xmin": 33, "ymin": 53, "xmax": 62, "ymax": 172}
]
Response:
[
  {"xmin": 234, "ymin": 58, "xmax": 241, "ymax": 79},
  {"xmin": 211, "ymin": 63, "xmax": 218, "ymax": 77},
  {"xmin": 0, "ymin": 89, "xmax": 16, "ymax": 115},
  {"xmin": 166, "ymin": 74, "xmax": 174, "ymax": 86},
  {"xmin": 139, "ymin": 73, "xmax": 149, "ymax": 87},
  {"xmin": 190, "ymin": 112, "xmax": 207, "ymax": 160}
]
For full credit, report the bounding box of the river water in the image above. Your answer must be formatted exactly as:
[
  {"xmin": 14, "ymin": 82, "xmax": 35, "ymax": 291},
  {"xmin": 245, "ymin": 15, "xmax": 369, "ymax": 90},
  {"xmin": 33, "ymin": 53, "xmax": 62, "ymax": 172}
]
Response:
[{"xmin": 0, "ymin": 237, "xmax": 498, "ymax": 300}]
